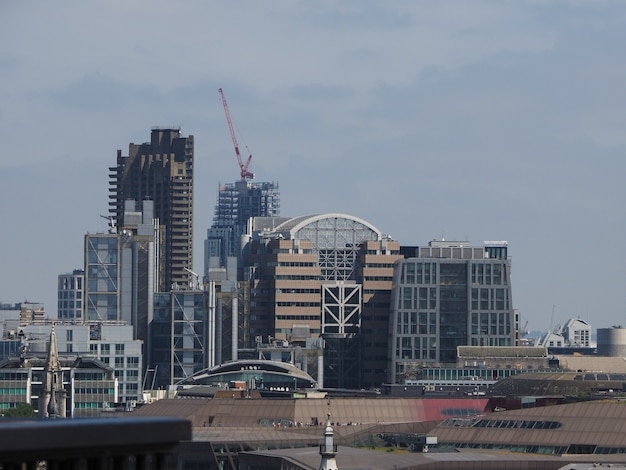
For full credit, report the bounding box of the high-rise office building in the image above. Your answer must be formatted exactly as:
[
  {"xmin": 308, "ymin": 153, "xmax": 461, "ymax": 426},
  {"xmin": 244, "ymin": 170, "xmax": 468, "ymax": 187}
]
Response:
[
  {"xmin": 243, "ymin": 214, "xmax": 400, "ymax": 389},
  {"xmin": 109, "ymin": 128, "xmax": 194, "ymax": 292},
  {"xmin": 389, "ymin": 240, "xmax": 515, "ymax": 384},
  {"xmin": 245, "ymin": 214, "xmax": 381, "ymax": 343},
  {"xmin": 205, "ymin": 180, "xmax": 280, "ymax": 277},
  {"xmin": 203, "ymin": 180, "xmax": 280, "ymax": 363},
  {"xmin": 84, "ymin": 200, "xmax": 158, "ymax": 340},
  {"xmin": 355, "ymin": 239, "xmax": 403, "ymax": 388}
]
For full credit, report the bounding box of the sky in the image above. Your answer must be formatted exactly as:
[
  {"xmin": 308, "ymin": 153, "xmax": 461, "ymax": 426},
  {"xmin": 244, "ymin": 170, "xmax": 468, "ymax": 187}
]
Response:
[{"xmin": 1, "ymin": 1, "xmax": 625, "ymax": 333}]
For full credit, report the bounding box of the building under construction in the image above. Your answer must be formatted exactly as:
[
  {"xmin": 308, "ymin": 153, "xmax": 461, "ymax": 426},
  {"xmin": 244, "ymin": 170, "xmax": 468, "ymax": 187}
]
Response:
[
  {"xmin": 205, "ymin": 89, "xmax": 281, "ymax": 362},
  {"xmin": 205, "ymin": 180, "xmax": 280, "ymax": 273}
]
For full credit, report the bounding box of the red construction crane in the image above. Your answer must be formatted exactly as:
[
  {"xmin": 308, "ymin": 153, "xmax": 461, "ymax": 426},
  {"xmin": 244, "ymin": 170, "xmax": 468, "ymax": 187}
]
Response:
[{"xmin": 218, "ymin": 88, "xmax": 254, "ymax": 180}]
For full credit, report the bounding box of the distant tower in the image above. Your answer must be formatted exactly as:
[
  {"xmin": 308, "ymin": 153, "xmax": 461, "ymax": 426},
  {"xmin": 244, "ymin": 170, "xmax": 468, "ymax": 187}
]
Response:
[
  {"xmin": 40, "ymin": 322, "xmax": 66, "ymax": 418},
  {"xmin": 110, "ymin": 128, "xmax": 194, "ymax": 292},
  {"xmin": 205, "ymin": 180, "xmax": 280, "ymax": 275},
  {"xmin": 319, "ymin": 413, "xmax": 338, "ymax": 470}
]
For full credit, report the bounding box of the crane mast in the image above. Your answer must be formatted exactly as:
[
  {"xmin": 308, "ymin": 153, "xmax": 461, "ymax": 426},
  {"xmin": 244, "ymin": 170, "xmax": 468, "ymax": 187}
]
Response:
[{"xmin": 218, "ymin": 88, "xmax": 254, "ymax": 180}]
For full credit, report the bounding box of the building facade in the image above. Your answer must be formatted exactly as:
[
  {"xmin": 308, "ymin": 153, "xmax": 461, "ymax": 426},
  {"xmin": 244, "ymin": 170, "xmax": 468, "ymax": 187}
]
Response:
[
  {"xmin": 355, "ymin": 239, "xmax": 403, "ymax": 388},
  {"xmin": 205, "ymin": 180, "xmax": 280, "ymax": 275},
  {"xmin": 244, "ymin": 214, "xmax": 400, "ymax": 389},
  {"xmin": 109, "ymin": 127, "xmax": 194, "ymax": 292},
  {"xmin": 57, "ymin": 270, "xmax": 84, "ymax": 321},
  {"xmin": 18, "ymin": 302, "xmax": 46, "ymax": 325},
  {"xmin": 245, "ymin": 214, "xmax": 382, "ymax": 343},
  {"xmin": 534, "ymin": 318, "xmax": 593, "ymax": 355},
  {"xmin": 149, "ymin": 291, "xmax": 210, "ymax": 389},
  {"xmin": 84, "ymin": 200, "xmax": 157, "ymax": 341},
  {"xmin": 389, "ymin": 240, "xmax": 515, "ymax": 384},
  {"xmin": 84, "ymin": 233, "xmax": 122, "ymax": 322},
  {"xmin": 3, "ymin": 321, "xmax": 143, "ymax": 405},
  {"xmin": 0, "ymin": 349, "xmax": 117, "ymax": 418},
  {"xmin": 203, "ymin": 180, "xmax": 280, "ymax": 363}
]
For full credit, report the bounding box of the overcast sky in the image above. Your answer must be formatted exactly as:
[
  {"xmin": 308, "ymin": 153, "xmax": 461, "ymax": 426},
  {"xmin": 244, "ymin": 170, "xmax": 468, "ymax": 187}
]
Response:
[{"xmin": 1, "ymin": 1, "xmax": 625, "ymax": 333}]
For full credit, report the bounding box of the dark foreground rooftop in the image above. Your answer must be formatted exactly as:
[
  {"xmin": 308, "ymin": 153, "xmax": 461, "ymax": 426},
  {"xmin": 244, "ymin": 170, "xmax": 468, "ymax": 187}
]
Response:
[{"xmin": 0, "ymin": 417, "xmax": 191, "ymax": 469}]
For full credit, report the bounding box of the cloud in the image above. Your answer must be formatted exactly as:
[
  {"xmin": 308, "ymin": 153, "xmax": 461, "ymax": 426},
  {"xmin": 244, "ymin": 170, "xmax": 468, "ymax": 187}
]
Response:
[
  {"xmin": 43, "ymin": 74, "xmax": 160, "ymax": 112},
  {"xmin": 2, "ymin": 1, "xmax": 626, "ymax": 330}
]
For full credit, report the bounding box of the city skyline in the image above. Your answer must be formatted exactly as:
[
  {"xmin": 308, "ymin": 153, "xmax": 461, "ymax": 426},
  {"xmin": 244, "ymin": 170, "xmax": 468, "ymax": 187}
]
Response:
[{"xmin": 1, "ymin": 2, "xmax": 626, "ymax": 331}]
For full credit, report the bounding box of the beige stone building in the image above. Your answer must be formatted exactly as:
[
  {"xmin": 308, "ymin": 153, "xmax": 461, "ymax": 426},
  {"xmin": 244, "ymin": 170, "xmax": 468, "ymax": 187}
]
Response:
[{"xmin": 243, "ymin": 214, "xmax": 401, "ymax": 388}]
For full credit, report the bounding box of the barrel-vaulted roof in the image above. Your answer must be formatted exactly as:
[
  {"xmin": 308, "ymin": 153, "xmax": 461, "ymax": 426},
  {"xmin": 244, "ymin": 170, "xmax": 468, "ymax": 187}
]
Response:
[
  {"xmin": 176, "ymin": 359, "xmax": 317, "ymax": 388},
  {"xmin": 271, "ymin": 213, "xmax": 382, "ymax": 242}
]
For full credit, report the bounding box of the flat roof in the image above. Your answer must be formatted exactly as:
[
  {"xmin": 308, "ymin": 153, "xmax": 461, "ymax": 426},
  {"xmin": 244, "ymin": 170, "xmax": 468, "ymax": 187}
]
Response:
[{"xmin": 0, "ymin": 417, "xmax": 191, "ymax": 463}]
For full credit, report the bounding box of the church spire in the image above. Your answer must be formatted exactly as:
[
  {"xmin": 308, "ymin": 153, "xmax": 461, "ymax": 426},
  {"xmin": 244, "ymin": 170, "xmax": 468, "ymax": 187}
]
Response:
[
  {"xmin": 41, "ymin": 322, "xmax": 66, "ymax": 418},
  {"xmin": 319, "ymin": 412, "xmax": 338, "ymax": 470}
]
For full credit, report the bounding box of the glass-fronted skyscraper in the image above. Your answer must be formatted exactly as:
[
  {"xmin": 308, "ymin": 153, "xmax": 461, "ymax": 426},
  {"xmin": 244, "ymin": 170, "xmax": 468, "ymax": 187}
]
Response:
[{"xmin": 389, "ymin": 240, "xmax": 514, "ymax": 384}]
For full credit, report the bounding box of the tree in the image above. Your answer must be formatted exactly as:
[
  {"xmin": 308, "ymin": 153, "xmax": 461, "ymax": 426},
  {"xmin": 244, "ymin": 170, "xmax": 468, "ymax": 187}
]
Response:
[{"xmin": 1, "ymin": 403, "xmax": 37, "ymax": 418}]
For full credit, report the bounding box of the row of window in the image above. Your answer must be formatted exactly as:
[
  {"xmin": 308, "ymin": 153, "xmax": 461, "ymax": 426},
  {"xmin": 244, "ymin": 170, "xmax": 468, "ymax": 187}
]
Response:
[
  {"xmin": 419, "ymin": 368, "xmax": 516, "ymax": 381},
  {"xmin": 58, "ymin": 291, "xmax": 83, "ymax": 299},
  {"xmin": 275, "ymin": 328, "xmax": 321, "ymax": 334},
  {"xmin": 470, "ymin": 312, "xmax": 512, "ymax": 336},
  {"xmin": 97, "ymin": 356, "xmax": 139, "ymax": 368},
  {"xmin": 272, "ymin": 262, "xmax": 317, "ymax": 267},
  {"xmin": 471, "ymin": 262, "xmax": 507, "ymax": 285},
  {"xmin": 397, "ymin": 287, "xmax": 511, "ymax": 312},
  {"xmin": 75, "ymin": 402, "xmax": 110, "ymax": 409},
  {"xmin": 438, "ymin": 442, "xmax": 566, "ymax": 455},
  {"xmin": 399, "ymin": 287, "xmax": 437, "ymax": 310},
  {"xmin": 395, "ymin": 336, "xmax": 437, "ymax": 360},
  {"xmin": 74, "ymin": 387, "xmax": 115, "ymax": 395},
  {"xmin": 88, "ymin": 344, "xmax": 127, "ymax": 354},
  {"xmin": 470, "ymin": 337, "xmax": 513, "ymax": 346},
  {"xmin": 276, "ymin": 302, "xmax": 320, "ymax": 307},
  {"xmin": 399, "ymin": 261, "xmax": 508, "ymax": 286},
  {"xmin": 74, "ymin": 373, "xmax": 105, "ymax": 380},
  {"xmin": 471, "ymin": 287, "xmax": 510, "ymax": 311},
  {"xmin": 114, "ymin": 370, "xmax": 139, "ymax": 379},
  {"xmin": 470, "ymin": 419, "xmax": 561, "ymax": 429},
  {"xmin": 400, "ymin": 262, "xmax": 438, "ymax": 285},
  {"xmin": 118, "ymin": 383, "xmax": 139, "ymax": 391},
  {"xmin": 276, "ymin": 315, "xmax": 319, "ymax": 320},
  {"xmin": 0, "ymin": 372, "xmax": 28, "ymax": 380},
  {"xmin": 276, "ymin": 288, "xmax": 320, "ymax": 294},
  {"xmin": 59, "ymin": 276, "xmax": 83, "ymax": 290},
  {"xmin": 275, "ymin": 275, "xmax": 323, "ymax": 281},
  {"xmin": 0, "ymin": 388, "xmax": 27, "ymax": 395}
]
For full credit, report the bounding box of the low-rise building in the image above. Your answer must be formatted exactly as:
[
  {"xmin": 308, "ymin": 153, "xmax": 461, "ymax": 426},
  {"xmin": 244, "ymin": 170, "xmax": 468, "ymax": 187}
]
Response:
[
  {"xmin": 0, "ymin": 353, "xmax": 117, "ymax": 418},
  {"xmin": 0, "ymin": 321, "xmax": 142, "ymax": 404}
]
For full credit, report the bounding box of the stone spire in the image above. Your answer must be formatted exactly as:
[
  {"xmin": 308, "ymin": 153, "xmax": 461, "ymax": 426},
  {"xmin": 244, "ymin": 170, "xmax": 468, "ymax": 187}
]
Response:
[
  {"xmin": 319, "ymin": 412, "xmax": 338, "ymax": 470},
  {"xmin": 40, "ymin": 322, "xmax": 66, "ymax": 418}
]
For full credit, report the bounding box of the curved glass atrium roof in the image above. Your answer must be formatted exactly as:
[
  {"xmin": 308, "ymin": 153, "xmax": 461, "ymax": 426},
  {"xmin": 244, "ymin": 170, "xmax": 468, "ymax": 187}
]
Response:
[
  {"xmin": 177, "ymin": 360, "xmax": 317, "ymax": 390},
  {"xmin": 274, "ymin": 213, "xmax": 382, "ymax": 281}
]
